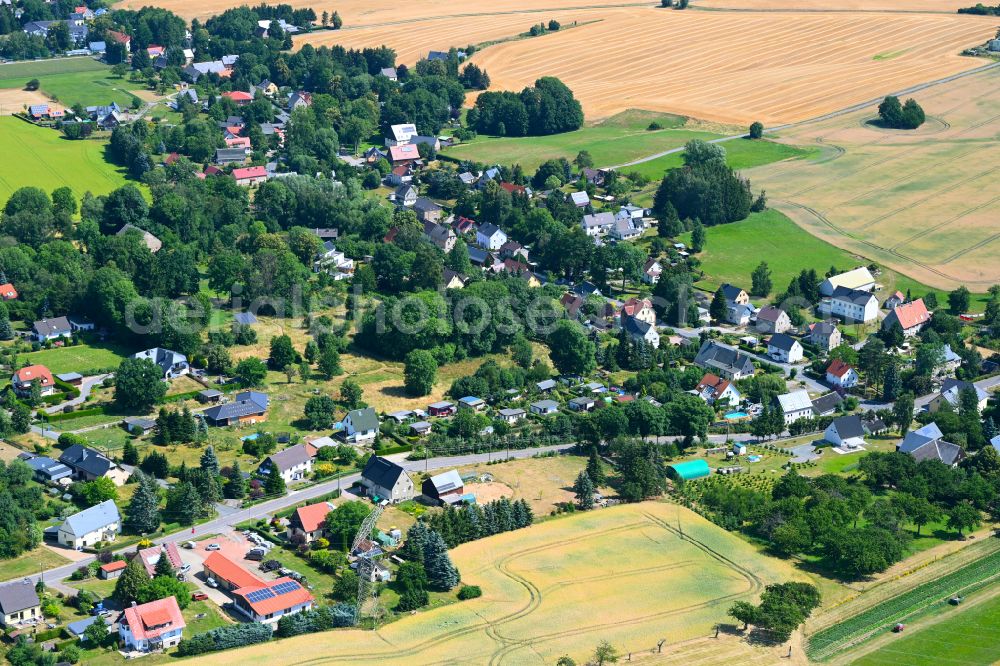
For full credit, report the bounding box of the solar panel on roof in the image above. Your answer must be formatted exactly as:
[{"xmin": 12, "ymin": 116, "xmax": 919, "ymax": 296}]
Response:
[
  {"xmin": 246, "ymin": 588, "xmax": 276, "ymax": 603},
  {"xmin": 272, "ymin": 581, "xmax": 300, "ymax": 595}
]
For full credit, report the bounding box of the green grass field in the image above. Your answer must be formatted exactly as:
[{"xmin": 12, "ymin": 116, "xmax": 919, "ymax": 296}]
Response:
[
  {"xmin": 20, "ymin": 341, "xmax": 130, "ymax": 375},
  {"xmin": 853, "ymin": 592, "xmax": 1000, "ymax": 666},
  {"xmin": 0, "ymin": 118, "xmax": 136, "ymax": 208},
  {"xmin": 0, "ymin": 546, "xmax": 70, "ymax": 582},
  {"xmin": 444, "ymin": 110, "xmax": 694, "ymax": 172},
  {"xmin": 688, "ymin": 209, "xmax": 953, "ymax": 306},
  {"xmin": 626, "ymin": 137, "xmax": 814, "ymax": 181},
  {"xmin": 0, "ymin": 58, "xmax": 146, "ymax": 109}
]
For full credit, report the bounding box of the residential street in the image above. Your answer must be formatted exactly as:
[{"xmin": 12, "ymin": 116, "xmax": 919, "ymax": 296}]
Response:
[{"xmin": 25, "ymin": 443, "xmax": 575, "ymax": 587}]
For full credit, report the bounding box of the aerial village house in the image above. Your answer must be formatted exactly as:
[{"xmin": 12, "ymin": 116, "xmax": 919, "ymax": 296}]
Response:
[
  {"xmin": 755, "ymin": 306, "xmax": 791, "ymax": 334},
  {"xmin": 809, "ymin": 321, "xmax": 842, "ymax": 352},
  {"xmin": 497, "ymin": 408, "xmax": 526, "ymax": 424},
  {"xmin": 642, "ymin": 258, "xmax": 662, "ymax": 284},
  {"xmin": 423, "ymin": 221, "xmax": 455, "ymax": 252},
  {"xmin": 694, "ymin": 341, "xmax": 755, "ymax": 380},
  {"xmin": 258, "ymin": 443, "xmax": 316, "ymax": 484},
  {"xmin": 385, "ymin": 123, "xmax": 418, "ymax": 146},
  {"xmin": 570, "ymin": 191, "xmax": 590, "ymax": 208},
  {"xmin": 568, "ymin": 396, "xmax": 596, "ymax": 411},
  {"xmin": 826, "ymin": 287, "xmax": 879, "ymax": 323},
  {"xmin": 131, "ymin": 348, "xmax": 189, "ymax": 380},
  {"xmin": 811, "ymin": 392, "xmax": 844, "ymax": 417},
  {"xmin": 929, "ymin": 379, "xmax": 989, "ymax": 413},
  {"xmin": 203, "ymin": 391, "xmax": 269, "ymax": 426},
  {"xmin": 422, "ymin": 469, "xmax": 465, "ymax": 505},
  {"xmin": 775, "ymin": 390, "xmax": 813, "ymax": 425},
  {"xmin": 581, "ymin": 212, "xmax": 615, "ymax": 237},
  {"xmin": 695, "ymin": 373, "xmax": 741, "ymax": 407},
  {"xmin": 720, "ymin": 284, "xmax": 750, "ymax": 305},
  {"xmin": 119, "ymin": 597, "xmax": 186, "ymax": 652},
  {"xmin": 287, "ymin": 501, "xmax": 334, "ymax": 543},
  {"xmin": 233, "ymin": 578, "xmax": 314, "ymax": 626},
  {"xmin": 458, "ymin": 396, "xmax": 487, "ymax": 412},
  {"xmin": 0, "ymin": 282, "xmax": 17, "ymax": 300},
  {"xmin": 819, "ymin": 267, "xmax": 876, "ymax": 297},
  {"xmin": 414, "ymin": 198, "xmax": 443, "ymax": 224},
  {"xmin": 11, "ymin": 364, "xmax": 55, "ymax": 397},
  {"xmin": 389, "ymin": 144, "xmax": 420, "ymax": 165},
  {"xmin": 133, "ymin": 543, "xmax": 183, "ymax": 578},
  {"xmin": 32, "ymin": 316, "xmax": 73, "ymax": 342},
  {"xmin": 117, "ymin": 224, "xmax": 163, "ymax": 253},
  {"xmin": 0, "ymin": 581, "xmax": 40, "ymax": 628},
  {"xmin": 57, "ymin": 499, "xmax": 121, "ymax": 549},
  {"xmin": 620, "ymin": 298, "xmax": 656, "ymax": 326},
  {"xmin": 22, "ymin": 454, "xmax": 72, "ymax": 485},
  {"xmin": 361, "ymin": 456, "xmax": 415, "ymax": 503},
  {"xmin": 623, "ymin": 316, "xmax": 660, "ymax": 348},
  {"xmin": 344, "ymin": 406, "xmax": 379, "ymax": 444},
  {"xmin": 59, "ymin": 444, "xmax": 129, "ymax": 485},
  {"xmin": 476, "ymin": 223, "xmax": 508, "ymax": 250},
  {"xmin": 530, "ymin": 399, "xmax": 560, "ymax": 416},
  {"xmin": 99, "ymin": 560, "xmax": 127, "ymax": 579},
  {"xmin": 824, "ymin": 415, "xmax": 868, "ymax": 449},
  {"xmin": 767, "ymin": 333, "xmax": 803, "ymax": 363},
  {"xmin": 826, "ymin": 359, "xmax": 859, "ymax": 388},
  {"xmin": 233, "ymin": 166, "xmax": 269, "ymax": 186},
  {"xmin": 882, "ymin": 298, "xmax": 931, "ymax": 337},
  {"xmin": 898, "ymin": 422, "xmax": 965, "ymax": 467},
  {"xmin": 203, "ymin": 552, "xmax": 264, "ymax": 593},
  {"xmin": 428, "ymin": 401, "xmax": 456, "ymax": 417}
]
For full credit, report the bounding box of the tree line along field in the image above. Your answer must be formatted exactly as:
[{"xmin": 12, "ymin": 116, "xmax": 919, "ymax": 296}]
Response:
[
  {"xmin": 470, "ymin": 9, "xmax": 997, "ymax": 124},
  {"xmin": 747, "ymin": 63, "xmax": 1000, "ymax": 291},
  {"xmin": 0, "ymin": 117, "xmax": 135, "ymax": 209},
  {"xmin": 189, "ymin": 503, "xmax": 813, "ymax": 665}
]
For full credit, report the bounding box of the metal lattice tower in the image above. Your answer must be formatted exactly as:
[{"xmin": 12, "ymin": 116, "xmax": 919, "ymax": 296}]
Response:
[{"xmin": 352, "ymin": 502, "xmax": 384, "ymax": 626}]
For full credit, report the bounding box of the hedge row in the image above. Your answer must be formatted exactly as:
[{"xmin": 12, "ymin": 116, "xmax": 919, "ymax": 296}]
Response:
[
  {"xmin": 43, "ymin": 406, "xmax": 108, "ymax": 423},
  {"xmin": 176, "ymin": 622, "xmax": 272, "ymax": 656}
]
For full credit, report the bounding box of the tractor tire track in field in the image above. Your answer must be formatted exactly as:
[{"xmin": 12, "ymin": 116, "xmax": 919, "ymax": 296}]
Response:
[
  {"xmin": 284, "ymin": 522, "xmax": 645, "ymax": 665},
  {"xmin": 484, "ymin": 511, "xmax": 764, "ymax": 664}
]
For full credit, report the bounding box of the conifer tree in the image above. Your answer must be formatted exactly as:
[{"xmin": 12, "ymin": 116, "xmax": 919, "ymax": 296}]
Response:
[
  {"xmin": 225, "ymin": 460, "xmax": 247, "ymax": 499},
  {"xmin": 154, "ymin": 549, "xmax": 175, "ymax": 577},
  {"xmin": 400, "ymin": 521, "xmax": 429, "ymax": 561},
  {"xmin": 124, "ymin": 472, "xmax": 161, "ymax": 535},
  {"xmin": 574, "ymin": 470, "xmax": 595, "ymax": 509},
  {"xmin": 423, "ymin": 530, "xmax": 460, "ymax": 591},
  {"xmin": 113, "ymin": 556, "xmax": 149, "ymax": 604}
]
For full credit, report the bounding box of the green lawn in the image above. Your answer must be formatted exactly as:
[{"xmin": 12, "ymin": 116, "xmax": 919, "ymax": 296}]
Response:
[
  {"xmin": 444, "ymin": 110, "xmax": 695, "ymax": 172},
  {"xmin": 20, "ymin": 341, "xmax": 129, "ymax": 375},
  {"xmin": 853, "ymin": 591, "xmax": 1000, "ymax": 666},
  {"xmin": 0, "ymin": 546, "xmax": 70, "ymax": 582},
  {"xmin": 0, "ymin": 118, "xmax": 136, "ymax": 208},
  {"xmin": 626, "ymin": 138, "xmax": 815, "ymax": 181},
  {"xmin": 0, "ymin": 59, "xmax": 147, "ymax": 109},
  {"xmin": 687, "ymin": 209, "xmax": 949, "ymax": 305}
]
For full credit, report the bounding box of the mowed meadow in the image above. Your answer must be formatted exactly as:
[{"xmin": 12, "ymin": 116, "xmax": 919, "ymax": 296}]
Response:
[
  {"xmin": 190, "ymin": 503, "xmax": 810, "ymax": 665},
  {"xmin": 748, "ymin": 64, "xmax": 1000, "ymax": 291}
]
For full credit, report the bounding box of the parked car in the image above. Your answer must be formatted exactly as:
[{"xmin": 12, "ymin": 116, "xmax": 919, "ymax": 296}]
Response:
[
  {"xmin": 192, "ymin": 592, "xmax": 208, "ymax": 601},
  {"xmin": 182, "ymin": 541, "xmax": 197, "ymax": 549},
  {"xmin": 206, "ymin": 577, "xmax": 218, "ymax": 588},
  {"xmin": 245, "ymin": 549, "xmax": 265, "ymax": 561},
  {"xmin": 260, "ymin": 560, "xmax": 281, "ymax": 572},
  {"xmin": 178, "ymin": 564, "xmax": 192, "ymax": 573},
  {"xmin": 206, "ymin": 543, "xmax": 221, "ymax": 551}
]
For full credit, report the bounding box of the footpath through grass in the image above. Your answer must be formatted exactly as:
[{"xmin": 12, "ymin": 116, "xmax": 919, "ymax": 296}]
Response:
[
  {"xmin": 852, "ymin": 590, "xmax": 1000, "ymax": 666},
  {"xmin": 806, "ymin": 542, "xmax": 1000, "ymax": 661},
  {"xmin": 0, "ymin": 117, "xmax": 135, "ymax": 208}
]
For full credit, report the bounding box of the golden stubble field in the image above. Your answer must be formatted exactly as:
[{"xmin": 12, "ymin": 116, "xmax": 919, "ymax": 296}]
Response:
[
  {"xmin": 191, "ymin": 503, "xmax": 810, "ymax": 665},
  {"xmin": 470, "ymin": 9, "xmax": 997, "ymax": 124},
  {"xmin": 747, "ymin": 64, "xmax": 1000, "ymax": 290}
]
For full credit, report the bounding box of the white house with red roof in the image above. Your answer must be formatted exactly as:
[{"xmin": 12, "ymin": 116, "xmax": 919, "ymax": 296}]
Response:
[
  {"xmin": 232, "ymin": 165, "xmax": 268, "ymax": 186},
  {"xmin": 642, "ymin": 258, "xmax": 662, "ymax": 285},
  {"xmin": 882, "ymin": 298, "xmax": 931, "ymax": 337},
  {"xmin": 389, "ymin": 143, "xmax": 420, "ymax": 164},
  {"xmin": 620, "ymin": 298, "xmax": 656, "ymax": 326},
  {"xmin": 12, "ymin": 365, "xmax": 55, "ymax": 397},
  {"xmin": 826, "ymin": 359, "xmax": 859, "ymax": 388},
  {"xmin": 694, "ymin": 373, "xmax": 741, "ymax": 407},
  {"xmin": 0, "ymin": 283, "xmax": 17, "ymax": 300},
  {"xmin": 287, "ymin": 501, "xmax": 334, "ymax": 543},
  {"xmin": 232, "ymin": 577, "xmax": 314, "ymax": 626},
  {"xmin": 118, "ymin": 597, "xmax": 185, "ymax": 652}
]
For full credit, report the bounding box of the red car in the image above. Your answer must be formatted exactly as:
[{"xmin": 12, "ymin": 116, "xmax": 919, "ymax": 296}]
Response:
[{"xmin": 191, "ymin": 592, "xmax": 209, "ymax": 601}]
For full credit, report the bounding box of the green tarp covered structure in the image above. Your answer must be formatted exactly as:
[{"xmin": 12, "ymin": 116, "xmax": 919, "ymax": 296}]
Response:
[{"xmin": 668, "ymin": 459, "xmax": 711, "ymax": 481}]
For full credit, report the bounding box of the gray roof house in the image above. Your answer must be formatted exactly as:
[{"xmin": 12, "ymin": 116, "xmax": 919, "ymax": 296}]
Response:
[
  {"xmin": 898, "ymin": 422, "xmax": 966, "ymax": 466},
  {"xmin": 0, "ymin": 580, "xmax": 41, "ymax": 627},
  {"xmin": 259, "ymin": 444, "xmax": 314, "ymax": 483},
  {"xmin": 59, "ymin": 444, "xmax": 124, "ymax": 483},
  {"xmin": 360, "ymin": 456, "xmax": 414, "ymax": 503},
  {"xmin": 203, "ymin": 391, "xmax": 268, "ymax": 426},
  {"xmin": 344, "ymin": 406, "xmax": 379, "ymax": 443},
  {"xmin": 529, "ymin": 399, "xmax": 560, "ymax": 415},
  {"xmin": 824, "ymin": 415, "xmax": 868, "ymax": 449},
  {"xmin": 58, "ymin": 499, "xmax": 121, "ymax": 549},
  {"xmin": 694, "ymin": 341, "xmax": 755, "ymax": 380},
  {"xmin": 131, "ymin": 348, "xmax": 189, "ymax": 379},
  {"xmin": 23, "ymin": 455, "xmax": 72, "ymax": 483},
  {"xmin": 215, "ymin": 147, "xmax": 248, "ymax": 165},
  {"xmin": 32, "ymin": 316, "xmax": 73, "ymax": 341}
]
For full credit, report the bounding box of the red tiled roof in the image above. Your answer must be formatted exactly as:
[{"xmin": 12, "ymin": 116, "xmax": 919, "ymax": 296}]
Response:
[
  {"xmin": 500, "ymin": 182, "xmax": 525, "ymax": 195},
  {"xmin": 389, "ymin": 144, "xmax": 419, "ymax": 162},
  {"xmin": 14, "ymin": 364, "xmax": 53, "ymax": 387},
  {"xmin": 134, "ymin": 543, "xmax": 182, "ymax": 577},
  {"xmin": 232, "ymin": 166, "xmax": 267, "ymax": 181},
  {"xmin": 0, "ymin": 283, "xmax": 18, "ymax": 300},
  {"xmin": 100, "ymin": 560, "xmax": 127, "ymax": 573},
  {"xmin": 222, "ymin": 91, "xmax": 253, "ymax": 102},
  {"xmin": 164, "ymin": 153, "xmax": 181, "ymax": 165},
  {"xmin": 292, "ymin": 501, "xmax": 333, "ymax": 533},
  {"xmin": 891, "ymin": 298, "xmax": 930, "ymax": 330},
  {"xmin": 696, "ymin": 372, "xmax": 731, "ymax": 395},
  {"xmin": 225, "ymin": 137, "xmax": 251, "ymax": 148},
  {"xmin": 827, "ymin": 359, "xmax": 854, "ymax": 378},
  {"xmin": 122, "ymin": 597, "xmax": 185, "ymax": 642},
  {"xmin": 621, "ymin": 298, "xmax": 652, "ymax": 317},
  {"xmin": 233, "ymin": 576, "xmax": 313, "ymax": 616},
  {"xmin": 107, "ymin": 30, "xmax": 130, "ymax": 45},
  {"xmin": 203, "ymin": 552, "xmax": 265, "ymax": 589}
]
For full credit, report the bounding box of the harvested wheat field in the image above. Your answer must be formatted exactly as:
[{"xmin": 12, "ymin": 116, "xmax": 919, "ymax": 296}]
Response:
[
  {"xmin": 748, "ymin": 64, "xmax": 1000, "ymax": 290},
  {"xmin": 471, "ymin": 9, "xmax": 996, "ymax": 124},
  {"xmin": 296, "ymin": 9, "xmax": 608, "ymax": 65},
  {"xmin": 192, "ymin": 503, "xmax": 813, "ymax": 666},
  {"xmin": 694, "ymin": 0, "xmax": 976, "ymax": 11},
  {"xmin": 114, "ymin": 0, "xmax": 643, "ymax": 25},
  {"xmin": 0, "ymin": 88, "xmax": 50, "ymax": 115}
]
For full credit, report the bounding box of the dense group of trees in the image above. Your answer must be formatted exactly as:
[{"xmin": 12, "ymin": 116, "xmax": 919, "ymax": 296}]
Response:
[
  {"xmin": 468, "ymin": 77, "xmax": 584, "ymax": 136},
  {"xmin": 728, "ymin": 582, "xmax": 820, "ymax": 641},
  {"xmin": 419, "ymin": 497, "xmax": 534, "ymax": 548},
  {"xmin": 877, "ymin": 95, "xmax": 926, "ymax": 130},
  {"xmin": 0, "ymin": 459, "xmax": 43, "ymax": 558},
  {"xmin": 652, "ymin": 140, "xmax": 756, "ymax": 226}
]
